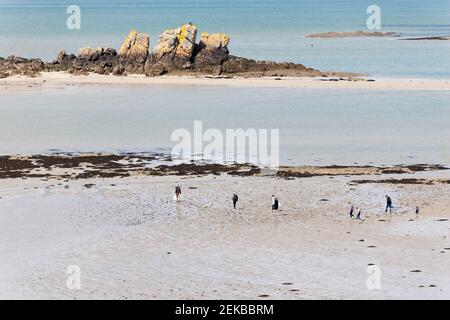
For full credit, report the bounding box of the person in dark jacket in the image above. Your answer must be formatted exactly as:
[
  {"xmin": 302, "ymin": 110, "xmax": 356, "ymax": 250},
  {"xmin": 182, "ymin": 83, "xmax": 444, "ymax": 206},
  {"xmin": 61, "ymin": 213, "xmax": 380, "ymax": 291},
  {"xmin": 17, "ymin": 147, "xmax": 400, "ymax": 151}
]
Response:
[
  {"xmin": 349, "ymin": 204, "xmax": 355, "ymax": 219},
  {"xmin": 175, "ymin": 184, "xmax": 182, "ymax": 202},
  {"xmin": 232, "ymin": 193, "xmax": 239, "ymax": 210},
  {"xmin": 356, "ymin": 208, "xmax": 363, "ymax": 221},
  {"xmin": 385, "ymin": 195, "xmax": 393, "ymax": 213},
  {"xmin": 272, "ymin": 195, "xmax": 279, "ymax": 213}
]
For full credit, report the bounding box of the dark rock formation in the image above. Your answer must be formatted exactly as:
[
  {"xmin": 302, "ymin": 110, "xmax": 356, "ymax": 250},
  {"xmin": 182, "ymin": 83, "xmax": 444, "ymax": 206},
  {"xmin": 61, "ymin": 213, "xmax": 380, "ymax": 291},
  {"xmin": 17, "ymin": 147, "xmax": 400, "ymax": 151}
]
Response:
[
  {"xmin": 221, "ymin": 56, "xmax": 320, "ymax": 77},
  {"xmin": 1, "ymin": 25, "xmax": 355, "ymax": 79},
  {"xmin": 143, "ymin": 60, "xmax": 167, "ymax": 76},
  {"xmin": 55, "ymin": 50, "xmax": 76, "ymax": 65},
  {"xmin": 399, "ymin": 36, "xmax": 450, "ymax": 41},
  {"xmin": 76, "ymin": 47, "xmax": 118, "ymax": 75},
  {"xmin": 48, "ymin": 48, "xmax": 118, "ymax": 75},
  {"xmin": 193, "ymin": 32, "xmax": 230, "ymax": 73},
  {"xmin": 0, "ymin": 55, "xmax": 44, "ymax": 77}
]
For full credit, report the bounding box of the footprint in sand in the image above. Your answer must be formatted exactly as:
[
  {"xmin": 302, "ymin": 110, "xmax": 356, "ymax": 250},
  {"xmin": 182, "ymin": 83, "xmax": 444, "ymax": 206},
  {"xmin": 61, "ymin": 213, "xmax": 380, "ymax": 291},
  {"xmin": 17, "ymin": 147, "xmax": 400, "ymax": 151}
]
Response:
[
  {"xmin": 410, "ymin": 270, "xmax": 422, "ymax": 273},
  {"xmin": 258, "ymin": 295, "xmax": 270, "ymax": 298}
]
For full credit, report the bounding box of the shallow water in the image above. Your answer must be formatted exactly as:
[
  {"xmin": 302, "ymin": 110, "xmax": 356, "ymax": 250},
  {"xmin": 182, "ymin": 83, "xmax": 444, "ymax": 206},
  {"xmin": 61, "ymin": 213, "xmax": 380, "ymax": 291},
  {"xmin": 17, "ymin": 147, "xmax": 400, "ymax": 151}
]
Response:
[
  {"xmin": 1, "ymin": 85, "xmax": 449, "ymax": 166},
  {"xmin": 0, "ymin": 0, "xmax": 449, "ymax": 78}
]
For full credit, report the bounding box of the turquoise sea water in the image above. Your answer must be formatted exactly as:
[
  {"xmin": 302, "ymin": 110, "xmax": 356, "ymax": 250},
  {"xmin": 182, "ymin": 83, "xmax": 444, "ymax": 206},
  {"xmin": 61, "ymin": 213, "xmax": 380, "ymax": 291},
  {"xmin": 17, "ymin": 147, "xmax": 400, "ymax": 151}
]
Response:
[
  {"xmin": 1, "ymin": 86, "xmax": 450, "ymax": 166},
  {"xmin": 0, "ymin": 0, "xmax": 450, "ymax": 78}
]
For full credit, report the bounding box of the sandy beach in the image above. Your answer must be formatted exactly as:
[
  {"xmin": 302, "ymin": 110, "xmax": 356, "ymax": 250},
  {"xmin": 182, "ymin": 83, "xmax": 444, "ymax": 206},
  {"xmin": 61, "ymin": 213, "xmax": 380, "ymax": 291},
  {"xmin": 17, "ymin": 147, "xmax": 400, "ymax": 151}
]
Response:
[
  {"xmin": 1, "ymin": 72, "xmax": 449, "ymax": 300},
  {"xmin": 1, "ymin": 155, "xmax": 449, "ymax": 299},
  {"xmin": 2, "ymin": 0, "xmax": 450, "ymax": 306},
  {"xmin": 2, "ymin": 72, "xmax": 450, "ymax": 92}
]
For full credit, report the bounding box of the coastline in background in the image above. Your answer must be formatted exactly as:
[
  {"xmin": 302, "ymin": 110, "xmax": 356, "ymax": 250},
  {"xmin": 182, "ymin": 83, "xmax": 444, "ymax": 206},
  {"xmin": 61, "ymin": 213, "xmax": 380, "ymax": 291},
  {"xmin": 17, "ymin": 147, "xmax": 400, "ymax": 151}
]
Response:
[{"xmin": 0, "ymin": 0, "xmax": 450, "ymax": 78}]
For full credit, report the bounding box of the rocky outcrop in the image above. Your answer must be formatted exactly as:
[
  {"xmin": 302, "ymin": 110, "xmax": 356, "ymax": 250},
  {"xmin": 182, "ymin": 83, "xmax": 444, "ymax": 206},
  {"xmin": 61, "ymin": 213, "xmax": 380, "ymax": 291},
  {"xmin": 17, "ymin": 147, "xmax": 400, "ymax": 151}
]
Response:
[
  {"xmin": 0, "ymin": 55, "xmax": 44, "ymax": 77},
  {"xmin": 49, "ymin": 48, "xmax": 118, "ymax": 75},
  {"xmin": 118, "ymin": 30, "xmax": 150, "ymax": 73},
  {"xmin": 221, "ymin": 56, "xmax": 321, "ymax": 77},
  {"xmin": 55, "ymin": 50, "xmax": 76, "ymax": 65},
  {"xmin": 1, "ymin": 25, "xmax": 346, "ymax": 79},
  {"xmin": 194, "ymin": 32, "xmax": 230, "ymax": 71},
  {"xmin": 75, "ymin": 47, "xmax": 118, "ymax": 75},
  {"xmin": 154, "ymin": 24, "xmax": 197, "ymax": 66},
  {"xmin": 144, "ymin": 23, "xmax": 197, "ymax": 75},
  {"xmin": 78, "ymin": 47, "xmax": 104, "ymax": 61},
  {"xmin": 45, "ymin": 30, "xmax": 150, "ymax": 76}
]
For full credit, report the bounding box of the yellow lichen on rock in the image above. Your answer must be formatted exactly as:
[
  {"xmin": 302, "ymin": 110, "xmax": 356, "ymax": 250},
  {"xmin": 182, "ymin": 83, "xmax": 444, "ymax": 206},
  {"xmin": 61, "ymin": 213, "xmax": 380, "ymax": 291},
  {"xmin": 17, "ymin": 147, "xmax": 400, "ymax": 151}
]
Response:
[
  {"xmin": 153, "ymin": 23, "xmax": 197, "ymax": 60},
  {"xmin": 176, "ymin": 24, "xmax": 197, "ymax": 57},
  {"xmin": 119, "ymin": 30, "xmax": 149, "ymax": 59},
  {"xmin": 177, "ymin": 23, "xmax": 196, "ymax": 44},
  {"xmin": 200, "ymin": 32, "xmax": 230, "ymax": 48}
]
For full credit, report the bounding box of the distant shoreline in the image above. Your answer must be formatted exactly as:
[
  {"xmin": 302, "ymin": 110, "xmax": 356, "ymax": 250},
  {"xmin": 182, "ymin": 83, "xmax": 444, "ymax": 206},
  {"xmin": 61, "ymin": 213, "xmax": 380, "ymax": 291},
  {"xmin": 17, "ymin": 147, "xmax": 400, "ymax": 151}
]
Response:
[
  {"xmin": 1, "ymin": 72, "xmax": 450, "ymax": 91},
  {"xmin": 305, "ymin": 31, "xmax": 450, "ymax": 41},
  {"xmin": 305, "ymin": 30, "xmax": 401, "ymax": 39}
]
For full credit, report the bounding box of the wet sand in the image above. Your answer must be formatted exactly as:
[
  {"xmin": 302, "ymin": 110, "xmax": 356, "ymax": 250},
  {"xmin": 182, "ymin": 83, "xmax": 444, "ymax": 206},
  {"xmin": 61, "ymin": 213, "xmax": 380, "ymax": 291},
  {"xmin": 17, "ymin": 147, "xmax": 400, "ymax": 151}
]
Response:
[
  {"xmin": 1, "ymin": 156, "xmax": 449, "ymax": 299},
  {"xmin": 2, "ymin": 72, "xmax": 450, "ymax": 91}
]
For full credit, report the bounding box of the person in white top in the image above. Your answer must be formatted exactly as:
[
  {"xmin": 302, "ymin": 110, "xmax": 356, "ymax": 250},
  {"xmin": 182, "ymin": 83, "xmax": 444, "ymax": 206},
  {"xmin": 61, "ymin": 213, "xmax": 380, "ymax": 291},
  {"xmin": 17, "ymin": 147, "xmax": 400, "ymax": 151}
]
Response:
[{"xmin": 271, "ymin": 195, "xmax": 279, "ymax": 213}]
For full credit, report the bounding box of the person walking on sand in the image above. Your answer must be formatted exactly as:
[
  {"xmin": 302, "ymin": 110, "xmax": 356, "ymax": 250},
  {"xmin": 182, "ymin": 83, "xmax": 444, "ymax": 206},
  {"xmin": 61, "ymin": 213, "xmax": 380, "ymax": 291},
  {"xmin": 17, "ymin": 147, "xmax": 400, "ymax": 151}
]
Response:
[
  {"xmin": 385, "ymin": 195, "xmax": 393, "ymax": 213},
  {"xmin": 175, "ymin": 184, "xmax": 182, "ymax": 202},
  {"xmin": 356, "ymin": 208, "xmax": 363, "ymax": 221},
  {"xmin": 232, "ymin": 193, "xmax": 239, "ymax": 211},
  {"xmin": 349, "ymin": 204, "xmax": 355, "ymax": 219},
  {"xmin": 272, "ymin": 195, "xmax": 279, "ymax": 214},
  {"xmin": 415, "ymin": 206, "xmax": 420, "ymax": 215}
]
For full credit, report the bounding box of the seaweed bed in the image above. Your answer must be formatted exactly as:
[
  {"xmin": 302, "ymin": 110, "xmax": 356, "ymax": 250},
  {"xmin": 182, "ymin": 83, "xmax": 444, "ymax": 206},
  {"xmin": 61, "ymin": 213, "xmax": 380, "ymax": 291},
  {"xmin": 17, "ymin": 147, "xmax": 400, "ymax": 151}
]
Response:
[
  {"xmin": 351, "ymin": 178, "xmax": 450, "ymax": 185},
  {"xmin": 0, "ymin": 153, "xmax": 448, "ymax": 181},
  {"xmin": 0, "ymin": 153, "xmax": 260, "ymax": 179}
]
